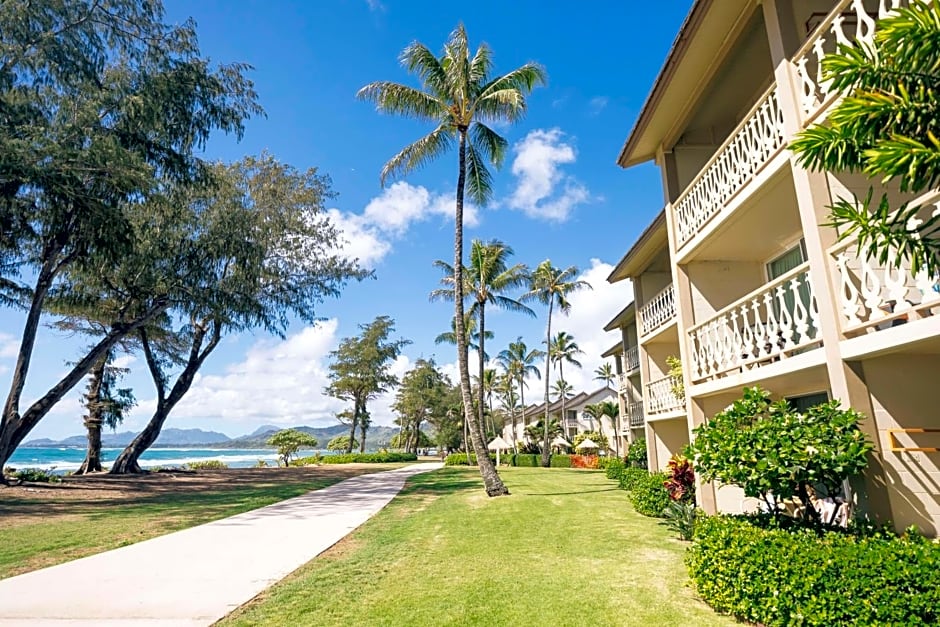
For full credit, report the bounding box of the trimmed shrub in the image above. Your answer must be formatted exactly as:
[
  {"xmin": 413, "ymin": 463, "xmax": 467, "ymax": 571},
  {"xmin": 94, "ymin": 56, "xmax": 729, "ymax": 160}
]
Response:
[
  {"xmin": 443, "ymin": 453, "xmax": 497, "ymax": 466},
  {"xmin": 318, "ymin": 452, "xmax": 418, "ymax": 464},
  {"xmin": 184, "ymin": 460, "xmax": 228, "ymax": 470},
  {"xmin": 569, "ymin": 454, "xmax": 597, "ymax": 469},
  {"xmin": 603, "ymin": 457, "xmax": 625, "ymax": 480},
  {"xmin": 618, "ymin": 467, "xmax": 648, "ymax": 491},
  {"xmin": 688, "ymin": 515, "xmax": 940, "ymax": 626},
  {"xmin": 510, "ymin": 454, "xmax": 540, "ymax": 467},
  {"xmin": 550, "ymin": 454, "xmax": 572, "ymax": 468},
  {"xmin": 629, "ymin": 471, "xmax": 670, "ymax": 517},
  {"xmin": 625, "ymin": 437, "xmax": 647, "ymax": 469}
]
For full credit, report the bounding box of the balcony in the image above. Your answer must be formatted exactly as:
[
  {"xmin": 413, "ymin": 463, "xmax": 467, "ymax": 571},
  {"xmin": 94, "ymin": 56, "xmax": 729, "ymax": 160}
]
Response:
[
  {"xmin": 829, "ymin": 191, "xmax": 940, "ymax": 338},
  {"xmin": 627, "ymin": 401, "xmax": 644, "ymax": 429},
  {"xmin": 639, "ymin": 284, "xmax": 676, "ymax": 338},
  {"xmin": 671, "ymin": 84, "xmax": 786, "ymax": 250},
  {"xmin": 645, "ymin": 375, "xmax": 684, "ymax": 417},
  {"xmin": 792, "ymin": 0, "xmax": 907, "ymax": 127},
  {"xmin": 687, "ymin": 262, "xmax": 822, "ymax": 384},
  {"xmin": 624, "ymin": 345, "xmax": 640, "ymax": 373}
]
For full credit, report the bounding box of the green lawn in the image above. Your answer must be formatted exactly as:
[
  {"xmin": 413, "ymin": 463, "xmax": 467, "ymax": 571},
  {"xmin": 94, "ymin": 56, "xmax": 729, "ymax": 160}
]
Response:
[
  {"xmin": 223, "ymin": 467, "xmax": 733, "ymax": 626},
  {"xmin": 0, "ymin": 465, "xmax": 402, "ymax": 579}
]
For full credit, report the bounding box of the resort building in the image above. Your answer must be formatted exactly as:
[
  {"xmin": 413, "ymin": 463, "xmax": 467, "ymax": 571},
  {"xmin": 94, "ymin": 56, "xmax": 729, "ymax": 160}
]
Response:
[
  {"xmin": 607, "ymin": 0, "xmax": 940, "ymax": 535},
  {"xmin": 501, "ymin": 386, "xmax": 620, "ymax": 454}
]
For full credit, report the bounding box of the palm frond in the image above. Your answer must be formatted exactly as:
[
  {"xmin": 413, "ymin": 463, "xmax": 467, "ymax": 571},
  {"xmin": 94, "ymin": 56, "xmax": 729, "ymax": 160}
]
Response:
[
  {"xmin": 399, "ymin": 42, "xmax": 448, "ymax": 98},
  {"xmin": 380, "ymin": 124, "xmax": 453, "ymax": 185},
  {"xmin": 468, "ymin": 42, "xmax": 493, "ymax": 85},
  {"xmin": 470, "ymin": 122, "xmax": 509, "ymax": 169},
  {"xmin": 464, "ymin": 141, "xmax": 493, "ymax": 206},
  {"xmin": 356, "ymin": 81, "xmax": 446, "ymax": 121}
]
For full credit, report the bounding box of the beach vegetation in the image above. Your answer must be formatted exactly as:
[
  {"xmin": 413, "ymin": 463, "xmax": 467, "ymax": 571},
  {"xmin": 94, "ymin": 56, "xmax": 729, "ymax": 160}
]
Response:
[
  {"xmin": 359, "ymin": 25, "xmax": 545, "ymax": 496},
  {"xmin": 392, "ymin": 358, "xmax": 457, "ymax": 455},
  {"xmin": 268, "ymin": 430, "xmax": 319, "ymax": 467}
]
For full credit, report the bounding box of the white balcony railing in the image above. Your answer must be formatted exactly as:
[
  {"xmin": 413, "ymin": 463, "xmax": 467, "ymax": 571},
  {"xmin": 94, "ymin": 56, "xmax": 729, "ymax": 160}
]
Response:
[
  {"xmin": 618, "ymin": 373, "xmax": 629, "ymax": 392},
  {"xmin": 793, "ymin": 0, "xmax": 907, "ymax": 124},
  {"xmin": 624, "ymin": 345, "xmax": 640, "ymax": 373},
  {"xmin": 627, "ymin": 401, "xmax": 644, "ymax": 428},
  {"xmin": 645, "ymin": 375, "xmax": 684, "ymax": 416},
  {"xmin": 829, "ymin": 192, "xmax": 940, "ymax": 336},
  {"xmin": 639, "ymin": 284, "xmax": 676, "ymax": 337},
  {"xmin": 687, "ymin": 262, "xmax": 822, "ymax": 384},
  {"xmin": 672, "ymin": 84, "xmax": 786, "ymax": 248}
]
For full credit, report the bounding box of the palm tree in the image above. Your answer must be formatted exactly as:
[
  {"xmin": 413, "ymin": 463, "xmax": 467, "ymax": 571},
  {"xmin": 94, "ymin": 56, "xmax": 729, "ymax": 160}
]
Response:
[
  {"xmin": 496, "ymin": 337, "xmax": 543, "ymax": 449},
  {"xmin": 595, "ymin": 400, "xmax": 621, "ymax": 457},
  {"xmin": 523, "ymin": 261, "xmax": 592, "ymax": 466},
  {"xmin": 594, "ymin": 362, "xmax": 615, "ymax": 389},
  {"xmin": 432, "ymin": 239, "xmax": 533, "ymax": 440},
  {"xmin": 550, "ymin": 330, "xmax": 583, "ymax": 436},
  {"xmin": 434, "ymin": 312, "xmax": 492, "ymax": 359},
  {"xmin": 494, "ymin": 372, "xmax": 517, "ymax": 447},
  {"xmin": 474, "ymin": 367, "xmax": 499, "ymax": 436},
  {"xmin": 360, "ymin": 28, "xmax": 545, "ymax": 496}
]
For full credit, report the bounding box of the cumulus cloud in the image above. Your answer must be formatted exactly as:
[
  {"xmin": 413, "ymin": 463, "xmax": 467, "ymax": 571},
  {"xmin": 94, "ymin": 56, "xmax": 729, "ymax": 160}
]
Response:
[
  {"xmin": 507, "ymin": 129, "xmax": 591, "ymax": 222},
  {"xmin": 329, "ymin": 182, "xmax": 474, "ymax": 267},
  {"xmin": 542, "ymin": 259, "xmax": 634, "ymax": 394},
  {"xmin": 0, "ymin": 332, "xmax": 19, "ymax": 359}
]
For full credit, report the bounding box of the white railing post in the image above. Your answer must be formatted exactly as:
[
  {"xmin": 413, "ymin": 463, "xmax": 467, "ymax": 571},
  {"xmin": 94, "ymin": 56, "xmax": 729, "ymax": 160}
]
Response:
[
  {"xmin": 639, "ymin": 284, "xmax": 676, "ymax": 337},
  {"xmin": 644, "ymin": 375, "xmax": 685, "ymax": 416}
]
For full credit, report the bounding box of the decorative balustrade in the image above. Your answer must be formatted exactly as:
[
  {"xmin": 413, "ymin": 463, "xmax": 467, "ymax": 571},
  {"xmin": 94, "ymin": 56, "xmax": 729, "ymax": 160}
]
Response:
[
  {"xmin": 639, "ymin": 284, "xmax": 676, "ymax": 337},
  {"xmin": 627, "ymin": 401, "xmax": 645, "ymax": 428},
  {"xmin": 829, "ymin": 193, "xmax": 940, "ymax": 335},
  {"xmin": 624, "ymin": 345, "xmax": 640, "ymax": 373},
  {"xmin": 793, "ymin": 0, "xmax": 906, "ymax": 124},
  {"xmin": 618, "ymin": 373, "xmax": 629, "ymax": 392},
  {"xmin": 687, "ymin": 263, "xmax": 822, "ymax": 384},
  {"xmin": 645, "ymin": 375, "xmax": 684, "ymax": 416},
  {"xmin": 672, "ymin": 84, "xmax": 786, "ymax": 248}
]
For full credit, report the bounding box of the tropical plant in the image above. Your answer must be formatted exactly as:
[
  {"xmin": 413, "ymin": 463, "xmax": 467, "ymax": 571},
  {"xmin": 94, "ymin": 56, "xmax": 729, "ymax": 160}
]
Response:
[
  {"xmin": 496, "ymin": 337, "xmax": 544, "ymax": 450},
  {"xmin": 267, "ymin": 430, "xmax": 319, "ymax": 467},
  {"xmin": 327, "ymin": 435, "xmax": 359, "ymax": 452},
  {"xmin": 572, "ymin": 430, "xmax": 609, "ymax": 452},
  {"xmin": 662, "ymin": 501, "xmax": 698, "ymax": 541},
  {"xmin": 524, "ymin": 419, "xmax": 562, "ymax": 444},
  {"xmin": 625, "ymin": 437, "xmax": 648, "ymax": 469},
  {"xmin": 688, "ymin": 386, "xmax": 873, "ymax": 522},
  {"xmin": 359, "ymin": 24, "xmax": 545, "ymax": 496},
  {"xmin": 551, "ymin": 379, "xmax": 573, "ymax": 402},
  {"xmin": 73, "ymin": 349, "xmax": 136, "ymax": 474},
  {"xmin": 434, "ymin": 312, "xmax": 492, "ymax": 358},
  {"xmin": 789, "ymin": 2, "xmax": 940, "ymax": 276},
  {"xmin": 594, "ymin": 362, "xmax": 616, "ymax": 388},
  {"xmin": 523, "ymin": 261, "xmax": 591, "ymax": 466},
  {"xmin": 392, "ymin": 358, "xmax": 454, "ymax": 454},
  {"xmin": 432, "ymin": 239, "xmax": 533, "ymax": 439},
  {"xmin": 666, "ymin": 355, "xmax": 684, "ymax": 400},
  {"xmin": 549, "ymin": 330, "xmax": 584, "ymax": 439},
  {"xmin": 326, "ymin": 316, "xmax": 410, "ymax": 455},
  {"xmin": 663, "ymin": 455, "xmax": 695, "ymax": 504}
]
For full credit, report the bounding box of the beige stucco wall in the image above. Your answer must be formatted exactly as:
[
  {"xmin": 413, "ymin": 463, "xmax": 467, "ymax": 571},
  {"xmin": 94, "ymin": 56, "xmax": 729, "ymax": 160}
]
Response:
[
  {"xmin": 648, "ymin": 417, "xmax": 690, "ymax": 471},
  {"xmin": 860, "ymin": 353, "xmax": 940, "ymax": 536},
  {"xmin": 686, "ymin": 260, "xmax": 764, "ymax": 325}
]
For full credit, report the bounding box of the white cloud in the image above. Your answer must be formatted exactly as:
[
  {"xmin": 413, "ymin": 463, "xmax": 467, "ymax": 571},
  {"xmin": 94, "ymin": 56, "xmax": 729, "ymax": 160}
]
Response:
[
  {"xmin": 112, "ymin": 354, "xmax": 137, "ymax": 370},
  {"xmin": 542, "ymin": 259, "xmax": 634, "ymax": 394},
  {"xmin": 366, "ymin": 0, "xmax": 385, "ymax": 11},
  {"xmin": 0, "ymin": 332, "xmax": 19, "ymax": 359},
  {"xmin": 329, "ymin": 182, "xmax": 474, "ymax": 267},
  {"xmin": 507, "ymin": 129, "xmax": 591, "ymax": 222},
  {"xmin": 588, "ymin": 96, "xmax": 609, "ymax": 115}
]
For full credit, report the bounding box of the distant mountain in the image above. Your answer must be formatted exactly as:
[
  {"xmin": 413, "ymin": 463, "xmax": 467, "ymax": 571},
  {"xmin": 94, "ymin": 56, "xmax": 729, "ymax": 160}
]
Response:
[{"xmin": 24, "ymin": 424, "xmax": 399, "ymax": 450}]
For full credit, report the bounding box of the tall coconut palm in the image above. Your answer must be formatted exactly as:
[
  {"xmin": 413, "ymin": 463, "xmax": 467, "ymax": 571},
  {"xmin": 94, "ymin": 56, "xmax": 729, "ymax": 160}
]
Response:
[
  {"xmin": 360, "ymin": 26, "xmax": 545, "ymax": 495},
  {"xmin": 494, "ymin": 371, "xmax": 518, "ymax": 446},
  {"xmin": 496, "ymin": 337, "xmax": 543, "ymax": 449},
  {"xmin": 473, "ymin": 367, "xmax": 499, "ymax": 436},
  {"xmin": 523, "ymin": 261, "xmax": 591, "ymax": 466},
  {"xmin": 432, "ymin": 239, "xmax": 533, "ymax": 440},
  {"xmin": 550, "ymin": 330, "xmax": 583, "ymax": 437},
  {"xmin": 594, "ymin": 362, "xmax": 615, "ymax": 389}
]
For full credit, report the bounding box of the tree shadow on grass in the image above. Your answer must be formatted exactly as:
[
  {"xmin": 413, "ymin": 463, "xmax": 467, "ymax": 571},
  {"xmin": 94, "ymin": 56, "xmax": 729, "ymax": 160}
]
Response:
[{"xmin": 519, "ymin": 487, "xmax": 621, "ymax": 496}]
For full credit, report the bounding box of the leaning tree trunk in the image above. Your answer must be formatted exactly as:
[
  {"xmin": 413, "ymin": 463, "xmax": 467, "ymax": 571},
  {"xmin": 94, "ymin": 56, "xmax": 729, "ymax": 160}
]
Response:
[
  {"xmin": 76, "ymin": 358, "xmax": 107, "ymax": 474},
  {"xmin": 346, "ymin": 397, "xmax": 360, "ymax": 454},
  {"xmin": 477, "ymin": 304, "xmax": 488, "ymax": 442},
  {"xmin": 541, "ymin": 302, "xmax": 554, "ymax": 467},
  {"xmin": 453, "ymin": 130, "xmax": 508, "ymax": 496},
  {"xmin": 359, "ymin": 419, "xmax": 367, "ymax": 453}
]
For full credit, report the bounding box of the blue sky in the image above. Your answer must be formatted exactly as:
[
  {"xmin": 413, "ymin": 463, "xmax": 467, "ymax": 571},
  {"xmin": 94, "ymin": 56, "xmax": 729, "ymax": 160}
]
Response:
[{"xmin": 2, "ymin": 0, "xmax": 692, "ymax": 440}]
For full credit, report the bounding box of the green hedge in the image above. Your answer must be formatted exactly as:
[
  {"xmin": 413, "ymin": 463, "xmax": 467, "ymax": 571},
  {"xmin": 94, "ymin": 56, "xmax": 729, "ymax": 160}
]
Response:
[
  {"xmin": 319, "ymin": 452, "xmax": 418, "ymax": 464},
  {"xmin": 629, "ymin": 471, "xmax": 670, "ymax": 517},
  {"xmin": 618, "ymin": 467, "xmax": 649, "ymax": 491},
  {"xmin": 443, "ymin": 453, "xmax": 500, "ymax": 466},
  {"xmin": 688, "ymin": 515, "xmax": 940, "ymax": 626},
  {"xmin": 549, "ymin": 454, "xmax": 571, "ymax": 468},
  {"xmin": 605, "ymin": 458, "xmax": 626, "ymax": 480},
  {"xmin": 510, "ymin": 454, "xmax": 541, "ymax": 467}
]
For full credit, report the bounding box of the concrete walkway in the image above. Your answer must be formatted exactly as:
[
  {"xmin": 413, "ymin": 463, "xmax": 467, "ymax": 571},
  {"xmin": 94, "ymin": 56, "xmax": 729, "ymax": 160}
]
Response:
[{"xmin": 0, "ymin": 462, "xmax": 443, "ymax": 626}]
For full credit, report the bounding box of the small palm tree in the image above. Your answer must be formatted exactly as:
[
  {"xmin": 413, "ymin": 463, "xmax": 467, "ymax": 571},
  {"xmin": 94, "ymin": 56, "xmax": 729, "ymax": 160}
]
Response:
[
  {"xmin": 496, "ymin": 337, "xmax": 543, "ymax": 449},
  {"xmin": 434, "ymin": 313, "xmax": 492, "ymax": 359},
  {"xmin": 594, "ymin": 362, "xmax": 615, "ymax": 389},
  {"xmin": 595, "ymin": 400, "xmax": 621, "ymax": 456},
  {"xmin": 360, "ymin": 25, "xmax": 545, "ymax": 497},
  {"xmin": 523, "ymin": 261, "xmax": 591, "ymax": 467},
  {"xmin": 432, "ymin": 239, "xmax": 533, "ymax": 438},
  {"xmin": 550, "ymin": 330, "xmax": 583, "ymax": 433}
]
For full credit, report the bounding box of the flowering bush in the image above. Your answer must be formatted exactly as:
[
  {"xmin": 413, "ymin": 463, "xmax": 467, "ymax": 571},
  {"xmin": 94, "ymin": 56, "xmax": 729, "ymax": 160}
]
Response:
[
  {"xmin": 570, "ymin": 454, "xmax": 598, "ymax": 469},
  {"xmin": 663, "ymin": 455, "xmax": 695, "ymax": 503}
]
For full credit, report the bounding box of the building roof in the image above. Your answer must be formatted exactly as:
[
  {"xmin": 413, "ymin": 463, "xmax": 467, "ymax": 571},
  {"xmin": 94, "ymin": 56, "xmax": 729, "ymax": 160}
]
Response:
[
  {"xmin": 601, "ymin": 340, "xmax": 623, "ymax": 359},
  {"xmin": 616, "ymin": 0, "xmax": 754, "ymax": 168},
  {"xmin": 606, "ymin": 210, "xmax": 668, "ymax": 283},
  {"xmin": 603, "ymin": 302, "xmax": 636, "ymax": 332}
]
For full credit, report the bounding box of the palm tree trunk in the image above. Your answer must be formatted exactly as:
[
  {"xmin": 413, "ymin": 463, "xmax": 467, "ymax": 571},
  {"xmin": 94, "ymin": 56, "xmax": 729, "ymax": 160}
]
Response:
[
  {"xmin": 76, "ymin": 357, "xmax": 107, "ymax": 474},
  {"xmin": 478, "ymin": 304, "xmax": 487, "ymax": 441},
  {"xmin": 519, "ymin": 376, "xmax": 525, "ymax": 449},
  {"xmin": 541, "ymin": 301, "xmax": 553, "ymax": 467},
  {"xmin": 560, "ymin": 361, "xmax": 567, "ymax": 434},
  {"xmin": 454, "ymin": 129, "xmax": 507, "ymax": 496}
]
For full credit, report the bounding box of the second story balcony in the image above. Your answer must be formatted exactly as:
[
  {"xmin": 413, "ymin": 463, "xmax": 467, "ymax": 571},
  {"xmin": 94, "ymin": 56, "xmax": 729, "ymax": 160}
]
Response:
[
  {"xmin": 639, "ymin": 284, "xmax": 676, "ymax": 338},
  {"xmin": 624, "ymin": 345, "xmax": 640, "ymax": 373},
  {"xmin": 645, "ymin": 375, "xmax": 685, "ymax": 418},
  {"xmin": 687, "ymin": 262, "xmax": 823, "ymax": 384},
  {"xmin": 627, "ymin": 401, "xmax": 644, "ymax": 429}
]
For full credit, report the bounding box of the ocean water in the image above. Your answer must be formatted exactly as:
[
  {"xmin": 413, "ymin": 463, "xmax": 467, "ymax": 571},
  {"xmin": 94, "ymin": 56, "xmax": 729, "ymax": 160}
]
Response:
[{"xmin": 7, "ymin": 447, "xmax": 282, "ymax": 471}]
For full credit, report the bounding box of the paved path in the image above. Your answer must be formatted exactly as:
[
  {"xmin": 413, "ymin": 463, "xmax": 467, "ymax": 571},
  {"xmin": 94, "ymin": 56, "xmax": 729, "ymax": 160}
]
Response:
[{"xmin": 0, "ymin": 462, "xmax": 443, "ymax": 626}]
